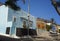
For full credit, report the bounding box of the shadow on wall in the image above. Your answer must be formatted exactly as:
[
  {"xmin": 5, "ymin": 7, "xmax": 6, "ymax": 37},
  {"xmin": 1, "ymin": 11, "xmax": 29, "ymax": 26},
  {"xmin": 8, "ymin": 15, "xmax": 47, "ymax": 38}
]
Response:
[{"xmin": 6, "ymin": 27, "xmax": 37, "ymax": 37}]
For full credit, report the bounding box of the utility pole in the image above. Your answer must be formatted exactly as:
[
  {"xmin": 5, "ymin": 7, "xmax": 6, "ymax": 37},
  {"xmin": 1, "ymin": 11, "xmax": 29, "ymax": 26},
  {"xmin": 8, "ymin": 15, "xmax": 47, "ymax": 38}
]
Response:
[{"xmin": 28, "ymin": 0, "xmax": 30, "ymax": 37}]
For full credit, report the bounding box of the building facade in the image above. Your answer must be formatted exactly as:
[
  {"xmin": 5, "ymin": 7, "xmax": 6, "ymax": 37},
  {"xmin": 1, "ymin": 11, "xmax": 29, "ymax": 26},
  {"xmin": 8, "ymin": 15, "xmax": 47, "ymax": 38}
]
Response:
[
  {"xmin": 0, "ymin": 5, "xmax": 37, "ymax": 36},
  {"xmin": 36, "ymin": 18, "xmax": 59, "ymax": 35},
  {"xmin": 36, "ymin": 18, "xmax": 46, "ymax": 30}
]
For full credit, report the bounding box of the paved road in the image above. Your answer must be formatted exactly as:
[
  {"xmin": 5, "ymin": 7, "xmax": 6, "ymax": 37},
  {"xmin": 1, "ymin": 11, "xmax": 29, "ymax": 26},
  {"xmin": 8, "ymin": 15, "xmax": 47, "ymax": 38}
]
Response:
[
  {"xmin": 0, "ymin": 35, "xmax": 53, "ymax": 41},
  {"xmin": 0, "ymin": 34, "xmax": 60, "ymax": 41},
  {"xmin": 48, "ymin": 34, "xmax": 60, "ymax": 41}
]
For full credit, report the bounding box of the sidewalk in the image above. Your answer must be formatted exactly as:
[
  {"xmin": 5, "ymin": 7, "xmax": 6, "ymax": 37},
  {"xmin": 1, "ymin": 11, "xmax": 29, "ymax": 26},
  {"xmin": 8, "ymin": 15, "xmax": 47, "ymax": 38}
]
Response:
[{"xmin": 37, "ymin": 31, "xmax": 53, "ymax": 39}]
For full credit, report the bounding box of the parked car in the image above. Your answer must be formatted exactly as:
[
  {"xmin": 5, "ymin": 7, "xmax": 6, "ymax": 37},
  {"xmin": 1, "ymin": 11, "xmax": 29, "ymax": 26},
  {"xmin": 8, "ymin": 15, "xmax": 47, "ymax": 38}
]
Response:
[{"xmin": 49, "ymin": 30, "xmax": 58, "ymax": 36}]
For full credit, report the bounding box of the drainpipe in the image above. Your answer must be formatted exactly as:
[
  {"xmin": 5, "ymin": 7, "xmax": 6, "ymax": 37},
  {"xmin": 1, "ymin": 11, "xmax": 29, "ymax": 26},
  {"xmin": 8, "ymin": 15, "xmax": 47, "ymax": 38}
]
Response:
[{"xmin": 10, "ymin": 16, "xmax": 16, "ymax": 37}]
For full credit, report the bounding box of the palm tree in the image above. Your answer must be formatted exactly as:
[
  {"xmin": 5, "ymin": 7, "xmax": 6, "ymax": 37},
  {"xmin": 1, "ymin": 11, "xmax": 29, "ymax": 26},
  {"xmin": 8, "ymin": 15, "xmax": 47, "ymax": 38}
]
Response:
[{"xmin": 51, "ymin": 18, "xmax": 54, "ymax": 24}]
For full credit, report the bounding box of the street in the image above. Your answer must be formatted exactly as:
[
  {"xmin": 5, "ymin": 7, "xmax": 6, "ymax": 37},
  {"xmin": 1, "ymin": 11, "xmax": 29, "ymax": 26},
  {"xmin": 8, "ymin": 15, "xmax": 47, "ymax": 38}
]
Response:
[{"xmin": 0, "ymin": 34, "xmax": 60, "ymax": 41}]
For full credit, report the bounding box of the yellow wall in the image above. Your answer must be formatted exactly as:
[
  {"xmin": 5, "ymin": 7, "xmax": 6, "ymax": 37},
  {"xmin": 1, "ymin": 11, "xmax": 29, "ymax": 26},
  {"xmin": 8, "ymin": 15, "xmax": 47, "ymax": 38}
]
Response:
[{"xmin": 36, "ymin": 20, "xmax": 45, "ymax": 30}]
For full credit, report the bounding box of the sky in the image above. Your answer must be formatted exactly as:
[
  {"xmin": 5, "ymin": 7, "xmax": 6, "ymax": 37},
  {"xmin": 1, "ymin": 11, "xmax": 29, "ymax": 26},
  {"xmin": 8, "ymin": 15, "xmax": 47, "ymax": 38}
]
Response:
[
  {"xmin": 0, "ymin": 0, "xmax": 60, "ymax": 24},
  {"xmin": 18, "ymin": 0, "xmax": 60, "ymax": 25},
  {"xmin": 0, "ymin": 0, "xmax": 60, "ymax": 33}
]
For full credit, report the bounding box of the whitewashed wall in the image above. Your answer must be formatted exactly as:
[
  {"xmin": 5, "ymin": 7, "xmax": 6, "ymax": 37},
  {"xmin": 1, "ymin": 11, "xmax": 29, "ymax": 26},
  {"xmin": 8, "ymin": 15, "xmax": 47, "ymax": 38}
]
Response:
[{"xmin": 0, "ymin": 5, "xmax": 8, "ymax": 33}]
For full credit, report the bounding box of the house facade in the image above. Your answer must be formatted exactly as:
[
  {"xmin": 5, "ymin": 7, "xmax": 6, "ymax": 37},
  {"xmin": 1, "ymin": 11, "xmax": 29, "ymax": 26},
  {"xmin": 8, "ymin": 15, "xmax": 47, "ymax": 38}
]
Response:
[
  {"xmin": 36, "ymin": 18, "xmax": 46, "ymax": 30},
  {"xmin": 36, "ymin": 18, "xmax": 58, "ymax": 34},
  {"xmin": 36, "ymin": 18, "xmax": 52, "ymax": 31},
  {"xmin": 0, "ymin": 4, "xmax": 8, "ymax": 33},
  {"xmin": 0, "ymin": 4, "xmax": 37, "ymax": 36}
]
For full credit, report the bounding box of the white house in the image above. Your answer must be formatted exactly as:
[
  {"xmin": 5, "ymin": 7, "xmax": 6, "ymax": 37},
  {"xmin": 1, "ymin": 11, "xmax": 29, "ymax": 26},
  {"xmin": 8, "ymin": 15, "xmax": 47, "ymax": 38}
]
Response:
[{"xmin": 0, "ymin": 4, "xmax": 37, "ymax": 36}]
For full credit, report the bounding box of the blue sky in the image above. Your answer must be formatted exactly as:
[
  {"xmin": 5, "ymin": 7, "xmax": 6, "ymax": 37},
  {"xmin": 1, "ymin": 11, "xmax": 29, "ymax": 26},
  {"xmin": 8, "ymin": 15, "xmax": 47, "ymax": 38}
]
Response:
[
  {"xmin": 0, "ymin": 0, "xmax": 60, "ymax": 34},
  {"xmin": 0, "ymin": 0, "xmax": 60, "ymax": 25},
  {"xmin": 20, "ymin": 0, "xmax": 60, "ymax": 25}
]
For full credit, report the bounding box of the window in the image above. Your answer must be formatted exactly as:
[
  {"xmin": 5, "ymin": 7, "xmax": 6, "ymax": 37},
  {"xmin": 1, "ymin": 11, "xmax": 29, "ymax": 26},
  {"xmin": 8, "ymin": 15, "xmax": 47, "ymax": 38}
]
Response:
[
  {"xmin": 23, "ymin": 21, "xmax": 26, "ymax": 28},
  {"xmin": 29, "ymin": 21, "xmax": 33, "ymax": 27},
  {"xmin": 21, "ymin": 17, "xmax": 33, "ymax": 29},
  {"xmin": 13, "ymin": 17, "xmax": 16, "ymax": 22}
]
